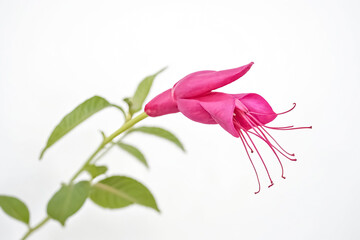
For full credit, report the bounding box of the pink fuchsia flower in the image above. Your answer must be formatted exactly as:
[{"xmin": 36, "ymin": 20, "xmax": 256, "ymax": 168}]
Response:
[{"xmin": 145, "ymin": 63, "xmax": 311, "ymax": 193}]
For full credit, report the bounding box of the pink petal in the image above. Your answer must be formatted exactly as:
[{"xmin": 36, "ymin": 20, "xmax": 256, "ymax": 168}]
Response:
[
  {"xmin": 145, "ymin": 89, "xmax": 179, "ymax": 117},
  {"xmin": 177, "ymin": 98, "xmax": 217, "ymax": 124},
  {"xmin": 233, "ymin": 93, "xmax": 277, "ymax": 126},
  {"xmin": 172, "ymin": 62, "xmax": 254, "ymax": 99},
  {"xmin": 177, "ymin": 93, "xmax": 242, "ymax": 137}
]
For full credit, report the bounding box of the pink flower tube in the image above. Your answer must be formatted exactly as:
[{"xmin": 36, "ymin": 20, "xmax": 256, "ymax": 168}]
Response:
[{"xmin": 145, "ymin": 63, "xmax": 311, "ymax": 194}]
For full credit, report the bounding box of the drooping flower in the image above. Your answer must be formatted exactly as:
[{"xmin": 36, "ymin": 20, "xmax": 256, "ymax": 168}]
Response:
[{"xmin": 145, "ymin": 63, "xmax": 311, "ymax": 193}]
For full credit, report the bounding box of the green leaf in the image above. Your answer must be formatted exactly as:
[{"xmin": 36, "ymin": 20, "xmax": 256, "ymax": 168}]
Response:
[
  {"xmin": 90, "ymin": 176, "xmax": 159, "ymax": 212},
  {"xmin": 40, "ymin": 96, "xmax": 112, "ymax": 159},
  {"xmin": 47, "ymin": 181, "xmax": 91, "ymax": 226},
  {"xmin": 126, "ymin": 67, "xmax": 167, "ymax": 115},
  {"xmin": 116, "ymin": 142, "xmax": 148, "ymax": 168},
  {"xmin": 127, "ymin": 126, "xmax": 185, "ymax": 152},
  {"xmin": 85, "ymin": 164, "xmax": 108, "ymax": 179},
  {"xmin": 123, "ymin": 97, "xmax": 132, "ymax": 112},
  {"xmin": 99, "ymin": 130, "xmax": 106, "ymax": 140},
  {"xmin": 0, "ymin": 195, "xmax": 30, "ymax": 225}
]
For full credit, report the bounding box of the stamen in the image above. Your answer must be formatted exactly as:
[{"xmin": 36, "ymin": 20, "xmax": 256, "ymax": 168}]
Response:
[
  {"xmin": 264, "ymin": 125, "xmax": 295, "ymax": 129},
  {"xmin": 264, "ymin": 126, "xmax": 312, "ymax": 130},
  {"xmin": 248, "ymin": 131, "xmax": 297, "ymax": 161},
  {"xmin": 234, "ymin": 118, "xmax": 253, "ymax": 153},
  {"xmin": 248, "ymin": 111, "xmax": 274, "ymax": 116},
  {"xmin": 244, "ymin": 115, "xmax": 287, "ymax": 178},
  {"xmin": 242, "ymin": 134, "xmax": 254, "ymax": 153},
  {"xmin": 247, "ymin": 114, "xmax": 296, "ymax": 157},
  {"xmin": 243, "ymin": 130, "xmax": 274, "ymax": 188},
  {"xmin": 277, "ymin": 103, "xmax": 296, "ymax": 115},
  {"xmin": 239, "ymin": 132, "xmax": 260, "ymax": 194},
  {"xmin": 250, "ymin": 126, "xmax": 286, "ymax": 179}
]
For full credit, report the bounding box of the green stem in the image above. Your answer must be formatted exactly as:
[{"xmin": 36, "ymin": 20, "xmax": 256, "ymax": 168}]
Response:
[
  {"xmin": 103, "ymin": 112, "xmax": 147, "ymax": 146},
  {"xmin": 21, "ymin": 216, "xmax": 50, "ymax": 240},
  {"xmin": 92, "ymin": 135, "xmax": 127, "ymax": 164},
  {"xmin": 92, "ymin": 142, "xmax": 115, "ymax": 165},
  {"xmin": 71, "ymin": 112, "xmax": 148, "ymax": 182},
  {"xmin": 21, "ymin": 112, "xmax": 148, "ymax": 240},
  {"xmin": 69, "ymin": 145, "xmax": 103, "ymax": 183},
  {"xmin": 125, "ymin": 113, "xmax": 132, "ymax": 122}
]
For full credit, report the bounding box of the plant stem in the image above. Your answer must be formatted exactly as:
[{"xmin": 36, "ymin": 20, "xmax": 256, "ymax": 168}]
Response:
[
  {"xmin": 70, "ymin": 112, "xmax": 147, "ymax": 182},
  {"xmin": 69, "ymin": 144, "xmax": 103, "ymax": 183},
  {"xmin": 21, "ymin": 216, "xmax": 50, "ymax": 240},
  {"xmin": 21, "ymin": 112, "xmax": 148, "ymax": 240},
  {"xmin": 92, "ymin": 142, "xmax": 115, "ymax": 165},
  {"xmin": 92, "ymin": 135, "xmax": 127, "ymax": 164}
]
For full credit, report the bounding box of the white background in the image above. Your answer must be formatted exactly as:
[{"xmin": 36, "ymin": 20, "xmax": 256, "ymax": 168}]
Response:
[{"xmin": 1, "ymin": 0, "xmax": 359, "ymax": 239}]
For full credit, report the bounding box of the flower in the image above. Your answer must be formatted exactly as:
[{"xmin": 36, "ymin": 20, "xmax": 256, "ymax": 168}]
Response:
[{"xmin": 145, "ymin": 63, "xmax": 311, "ymax": 193}]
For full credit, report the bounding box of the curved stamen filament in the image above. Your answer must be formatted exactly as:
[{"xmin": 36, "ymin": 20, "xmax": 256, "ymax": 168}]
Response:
[
  {"xmin": 247, "ymin": 114, "xmax": 295, "ymax": 157},
  {"xmin": 248, "ymin": 124, "xmax": 286, "ymax": 179},
  {"xmin": 234, "ymin": 117, "xmax": 254, "ymax": 153},
  {"xmin": 245, "ymin": 115, "xmax": 296, "ymax": 160},
  {"xmin": 247, "ymin": 131, "xmax": 297, "ymax": 161},
  {"xmin": 277, "ymin": 103, "xmax": 296, "ymax": 115},
  {"xmin": 239, "ymin": 132, "xmax": 260, "ymax": 194},
  {"xmin": 243, "ymin": 130, "xmax": 274, "ymax": 188},
  {"xmin": 265, "ymin": 126, "xmax": 312, "ymax": 130},
  {"xmin": 264, "ymin": 125, "xmax": 295, "ymax": 129}
]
